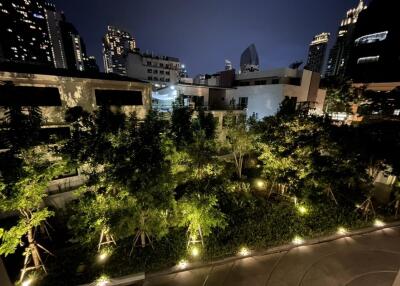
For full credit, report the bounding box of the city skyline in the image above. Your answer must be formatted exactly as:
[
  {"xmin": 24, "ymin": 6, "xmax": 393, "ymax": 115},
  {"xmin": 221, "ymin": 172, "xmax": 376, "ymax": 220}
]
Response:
[{"xmin": 53, "ymin": 0, "xmax": 369, "ymax": 76}]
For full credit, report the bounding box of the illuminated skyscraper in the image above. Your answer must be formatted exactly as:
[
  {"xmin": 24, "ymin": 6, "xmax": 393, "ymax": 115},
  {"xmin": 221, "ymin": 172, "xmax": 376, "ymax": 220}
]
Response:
[
  {"xmin": 0, "ymin": 0, "xmax": 53, "ymax": 66},
  {"xmin": 305, "ymin": 32, "xmax": 330, "ymax": 74},
  {"xmin": 44, "ymin": 2, "xmax": 67, "ymax": 69},
  {"xmin": 348, "ymin": 0, "xmax": 400, "ymax": 82},
  {"xmin": 240, "ymin": 44, "xmax": 260, "ymax": 73},
  {"xmin": 60, "ymin": 20, "xmax": 88, "ymax": 72},
  {"xmin": 103, "ymin": 26, "xmax": 136, "ymax": 76},
  {"xmin": 325, "ymin": 0, "xmax": 367, "ymax": 78}
]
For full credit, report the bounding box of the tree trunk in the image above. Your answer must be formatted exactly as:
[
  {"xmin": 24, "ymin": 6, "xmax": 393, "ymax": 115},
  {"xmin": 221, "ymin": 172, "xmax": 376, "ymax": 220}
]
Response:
[
  {"xmin": 27, "ymin": 228, "xmax": 40, "ymax": 269},
  {"xmin": 140, "ymin": 232, "xmax": 146, "ymax": 248}
]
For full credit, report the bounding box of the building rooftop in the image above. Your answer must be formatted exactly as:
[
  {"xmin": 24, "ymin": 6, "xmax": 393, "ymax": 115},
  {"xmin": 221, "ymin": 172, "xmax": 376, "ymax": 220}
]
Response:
[
  {"xmin": 236, "ymin": 68, "xmax": 303, "ymax": 81},
  {"xmin": 0, "ymin": 62, "xmax": 148, "ymax": 83}
]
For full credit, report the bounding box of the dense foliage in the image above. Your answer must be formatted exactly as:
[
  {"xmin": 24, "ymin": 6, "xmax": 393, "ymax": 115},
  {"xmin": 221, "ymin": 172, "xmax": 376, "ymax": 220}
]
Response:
[{"xmin": 1, "ymin": 93, "xmax": 400, "ymax": 285}]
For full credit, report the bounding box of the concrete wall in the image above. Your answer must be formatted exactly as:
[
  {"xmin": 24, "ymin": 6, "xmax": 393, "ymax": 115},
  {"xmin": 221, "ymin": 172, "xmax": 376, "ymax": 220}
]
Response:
[
  {"xmin": 229, "ymin": 69, "xmax": 326, "ymax": 120},
  {"xmin": 229, "ymin": 85, "xmax": 286, "ymax": 119},
  {"xmin": 0, "ymin": 71, "xmax": 152, "ymax": 123}
]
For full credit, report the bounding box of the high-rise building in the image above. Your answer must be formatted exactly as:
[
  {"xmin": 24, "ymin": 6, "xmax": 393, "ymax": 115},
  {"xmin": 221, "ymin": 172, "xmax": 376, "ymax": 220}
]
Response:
[
  {"xmin": 0, "ymin": 0, "xmax": 53, "ymax": 66},
  {"xmin": 44, "ymin": 2, "xmax": 67, "ymax": 69},
  {"xmin": 325, "ymin": 0, "xmax": 367, "ymax": 79},
  {"xmin": 305, "ymin": 33, "xmax": 330, "ymax": 74},
  {"xmin": 126, "ymin": 51, "xmax": 181, "ymax": 88},
  {"xmin": 60, "ymin": 20, "xmax": 87, "ymax": 72},
  {"xmin": 348, "ymin": 0, "xmax": 400, "ymax": 83},
  {"xmin": 240, "ymin": 44, "xmax": 260, "ymax": 73},
  {"xmin": 0, "ymin": 0, "xmax": 97, "ymax": 72},
  {"xmin": 84, "ymin": 56, "xmax": 100, "ymax": 73},
  {"xmin": 103, "ymin": 26, "xmax": 136, "ymax": 76},
  {"xmin": 225, "ymin": 60, "xmax": 233, "ymax": 71}
]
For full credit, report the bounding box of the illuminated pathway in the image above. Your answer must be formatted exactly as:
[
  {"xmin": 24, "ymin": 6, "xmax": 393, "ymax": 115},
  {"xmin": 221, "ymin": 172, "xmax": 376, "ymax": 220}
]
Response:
[{"xmin": 141, "ymin": 226, "xmax": 400, "ymax": 286}]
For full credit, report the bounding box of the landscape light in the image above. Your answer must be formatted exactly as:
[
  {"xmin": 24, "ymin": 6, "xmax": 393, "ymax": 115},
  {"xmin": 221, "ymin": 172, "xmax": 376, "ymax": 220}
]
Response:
[
  {"xmin": 191, "ymin": 246, "xmax": 200, "ymax": 257},
  {"xmin": 178, "ymin": 259, "xmax": 188, "ymax": 269},
  {"xmin": 292, "ymin": 236, "xmax": 304, "ymax": 245},
  {"xmin": 96, "ymin": 275, "xmax": 110, "ymax": 286},
  {"xmin": 22, "ymin": 279, "xmax": 33, "ymax": 286},
  {"xmin": 374, "ymin": 219, "xmax": 385, "ymax": 227},
  {"xmin": 337, "ymin": 227, "xmax": 348, "ymax": 235},
  {"xmin": 255, "ymin": 179, "xmax": 265, "ymax": 189},
  {"xmin": 98, "ymin": 251, "xmax": 109, "ymax": 262},
  {"xmin": 238, "ymin": 247, "xmax": 250, "ymax": 256},
  {"xmin": 297, "ymin": 205, "xmax": 308, "ymax": 215}
]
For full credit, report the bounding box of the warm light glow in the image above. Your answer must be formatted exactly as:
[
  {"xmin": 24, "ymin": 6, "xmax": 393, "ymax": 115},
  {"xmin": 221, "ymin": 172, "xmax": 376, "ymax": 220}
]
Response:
[
  {"xmin": 238, "ymin": 247, "xmax": 250, "ymax": 256},
  {"xmin": 337, "ymin": 227, "xmax": 348, "ymax": 235},
  {"xmin": 96, "ymin": 275, "xmax": 110, "ymax": 286},
  {"xmin": 191, "ymin": 246, "xmax": 200, "ymax": 257},
  {"xmin": 98, "ymin": 252, "xmax": 109, "ymax": 262},
  {"xmin": 255, "ymin": 179, "xmax": 265, "ymax": 189},
  {"xmin": 292, "ymin": 236, "xmax": 304, "ymax": 245},
  {"xmin": 374, "ymin": 219, "xmax": 385, "ymax": 227},
  {"xmin": 297, "ymin": 206, "xmax": 308, "ymax": 215},
  {"xmin": 22, "ymin": 279, "xmax": 33, "ymax": 286},
  {"xmin": 178, "ymin": 259, "xmax": 188, "ymax": 269}
]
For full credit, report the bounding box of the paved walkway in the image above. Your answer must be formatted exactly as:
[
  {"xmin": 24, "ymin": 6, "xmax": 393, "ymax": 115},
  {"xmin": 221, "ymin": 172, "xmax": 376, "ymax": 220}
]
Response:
[{"xmin": 143, "ymin": 227, "xmax": 400, "ymax": 286}]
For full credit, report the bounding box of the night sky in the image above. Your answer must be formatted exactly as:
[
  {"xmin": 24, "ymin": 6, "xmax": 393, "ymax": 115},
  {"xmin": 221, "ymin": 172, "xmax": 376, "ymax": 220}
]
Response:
[{"xmin": 53, "ymin": 0, "xmax": 367, "ymax": 76}]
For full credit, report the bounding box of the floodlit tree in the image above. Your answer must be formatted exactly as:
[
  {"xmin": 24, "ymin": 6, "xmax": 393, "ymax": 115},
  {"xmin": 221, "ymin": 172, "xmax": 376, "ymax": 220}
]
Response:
[
  {"xmin": 226, "ymin": 116, "xmax": 254, "ymax": 179},
  {"xmin": 177, "ymin": 193, "xmax": 226, "ymax": 246},
  {"xmin": 68, "ymin": 185, "xmax": 125, "ymax": 249},
  {"xmin": 0, "ymin": 147, "xmax": 66, "ymax": 281},
  {"xmin": 258, "ymin": 143, "xmax": 294, "ymax": 196},
  {"xmin": 323, "ymin": 79, "xmax": 360, "ymax": 114}
]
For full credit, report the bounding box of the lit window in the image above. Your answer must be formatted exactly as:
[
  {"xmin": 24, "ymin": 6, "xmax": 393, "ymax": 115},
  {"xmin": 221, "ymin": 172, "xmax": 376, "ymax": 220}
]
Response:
[
  {"xmin": 355, "ymin": 31, "xmax": 389, "ymax": 45},
  {"xmin": 394, "ymin": 110, "xmax": 400, "ymax": 116},
  {"xmin": 357, "ymin": 56, "xmax": 380, "ymax": 64},
  {"xmin": 33, "ymin": 13, "xmax": 44, "ymax": 19}
]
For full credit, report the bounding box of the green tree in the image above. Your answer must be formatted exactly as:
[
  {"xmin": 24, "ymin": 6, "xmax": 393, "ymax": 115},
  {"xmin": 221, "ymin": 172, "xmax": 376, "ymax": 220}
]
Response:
[
  {"xmin": 1, "ymin": 105, "xmax": 42, "ymax": 152},
  {"xmin": 194, "ymin": 110, "xmax": 217, "ymax": 140},
  {"xmin": 171, "ymin": 104, "xmax": 193, "ymax": 145},
  {"xmin": 323, "ymin": 79, "xmax": 360, "ymax": 114},
  {"xmin": 226, "ymin": 117, "xmax": 254, "ymax": 179},
  {"xmin": 177, "ymin": 193, "xmax": 226, "ymax": 246},
  {"xmin": 0, "ymin": 147, "xmax": 66, "ymax": 281}
]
